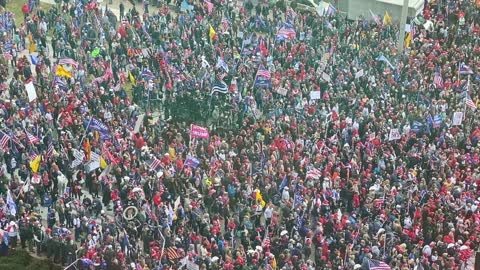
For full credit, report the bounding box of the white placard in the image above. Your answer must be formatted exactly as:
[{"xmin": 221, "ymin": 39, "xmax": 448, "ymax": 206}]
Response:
[
  {"xmin": 133, "ymin": 114, "xmax": 145, "ymax": 133},
  {"xmin": 322, "ymin": 72, "xmax": 331, "ymax": 82},
  {"xmin": 355, "ymin": 69, "xmax": 364, "ymax": 79},
  {"xmin": 405, "ymin": 24, "xmax": 411, "ymax": 33},
  {"xmin": 25, "ymin": 82, "xmax": 37, "ymax": 102},
  {"xmin": 452, "ymin": 112, "xmax": 464, "ymax": 126},
  {"xmin": 388, "ymin": 128, "xmax": 401, "ymax": 141},
  {"xmin": 310, "ymin": 91, "xmax": 321, "ymax": 100}
]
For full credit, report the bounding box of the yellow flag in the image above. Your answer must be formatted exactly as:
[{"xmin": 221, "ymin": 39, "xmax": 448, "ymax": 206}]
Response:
[
  {"xmin": 28, "ymin": 34, "xmax": 35, "ymax": 53},
  {"xmin": 30, "ymin": 155, "xmax": 41, "ymax": 173},
  {"xmin": 29, "ymin": 41, "xmax": 36, "ymax": 53},
  {"xmin": 272, "ymin": 257, "xmax": 277, "ymax": 270},
  {"xmin": 129, "ymin": 71, "xmax": 136, "ymax": 86},
  {"xmin": 56, "ymin": 65, "xmax": 73, "ymax": 78},
  {"xmin": 383, "ymin": 11, "xmax": 391, "ymax": 25},
  {"xmin": 255, "ymin": 190, "xmax": 266, "ymax": 208},
  {"xmin": 209, "ymin": 25, "xmax": 216, "ymax": 42},
  {"xmin": 405, "ymin": 32, "xmax": 412, "ymax": 48},
  {"xmin": 100, "ymin": 157, "xmax": 107, "ymax": 169}
]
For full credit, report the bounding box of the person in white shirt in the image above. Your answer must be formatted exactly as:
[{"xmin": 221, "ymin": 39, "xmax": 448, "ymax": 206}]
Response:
[
  {"xmin": 282, "ymin": 186, "xmax": 290, "ymax": 203},
  {"xmin": 264, "ymin": 203, "xmax": 273, "ymax": 226}
]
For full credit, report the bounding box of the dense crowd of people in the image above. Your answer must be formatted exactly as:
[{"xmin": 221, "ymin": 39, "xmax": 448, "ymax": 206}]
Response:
[{"xmin": 0, "ymin": 0, "xmax": 479, "ymax": 269}]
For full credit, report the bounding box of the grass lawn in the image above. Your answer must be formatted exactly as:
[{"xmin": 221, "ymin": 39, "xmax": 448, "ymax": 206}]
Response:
[
  {"xmin": 5, "ymin": 0, "xmax": 53, "ymax": 23},
  {"xmin": 0, "ymin": 249, "xmax": 61, "ymax": 270}
]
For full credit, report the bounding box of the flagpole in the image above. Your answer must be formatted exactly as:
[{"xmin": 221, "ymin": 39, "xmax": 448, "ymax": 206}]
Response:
[
  {"xmin": 80, "ymin": 117, "xmax": 93, "ymax": 145},
  {"xmin": 463, "ymin": 75, "xmax": 469, "ymax": 115}
]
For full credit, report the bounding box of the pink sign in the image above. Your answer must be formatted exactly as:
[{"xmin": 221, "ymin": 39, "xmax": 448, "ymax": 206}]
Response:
[{"xmin": 190, "ymin": 124, "xmax": 209, "ymax": 139}]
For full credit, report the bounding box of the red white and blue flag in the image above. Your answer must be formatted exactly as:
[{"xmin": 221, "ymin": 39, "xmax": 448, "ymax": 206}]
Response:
[
  {"xmin": 26, "ymin": 131, "xmax": 39, "ymax": 144},
  {"xmin": 0, "ymin": 131, "xmax": 10, "ymax": 150},
  {"xmin": 459, "ymin": 63, "xmax": 474, "ymax": 75},
  {"xmin": 276, "ymin": 22, "xmax": 296, "ymax": 40},
  {"xmin": 434, "ymin": 70, "xmax": 444, "ymax": 88},
  {"xmin": 368, "ymin": 259, "xmax": 391, "ymax": 270}
]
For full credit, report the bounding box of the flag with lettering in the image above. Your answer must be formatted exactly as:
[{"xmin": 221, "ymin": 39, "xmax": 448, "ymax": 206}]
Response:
[
  {"xmin": 85, "ymin": 118, "xmax": 112, "ymax": 140},
  {"xmin": 254, "ymin": 65, "xmax": 272, "ymax": 88}
]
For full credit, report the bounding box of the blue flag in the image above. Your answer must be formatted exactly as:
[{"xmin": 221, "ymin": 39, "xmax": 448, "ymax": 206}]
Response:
[
  {"xmin": 30, "ymin": 54, "xmax": 39, "ymax": 65},
  {"xmin": 433, "ymin": 114, "xmax": 442, "ymax": 128},
  {"xmin": 185, "ymin": 156, "xmax": 200, "ymax": 168},
  {"xmin": 6, "ymin": 190, "xmax": 16, "ymax": 216},
  {"xmin": 85, "ymin": 118, "xmax": 112, "ymax": 140},
  {"xmin": 411, "ymin": 121, "xmax": 423, "ymax": 134},
  {"xmin": 377, "ymin": 55, "xmax": 395, "ymax": 69},
  {"xmin": 278, "ymin": 175, "xmax": 287, "ymax": 193}
]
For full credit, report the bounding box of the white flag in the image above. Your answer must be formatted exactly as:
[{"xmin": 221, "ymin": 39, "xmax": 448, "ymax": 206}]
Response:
[
  {"xmin": 388, "ymin": 128, "xmax": 401, "ymax": 141},
  {"xmin": 71, "ymin": 149, "xmax": 85, "ymax": 168}
]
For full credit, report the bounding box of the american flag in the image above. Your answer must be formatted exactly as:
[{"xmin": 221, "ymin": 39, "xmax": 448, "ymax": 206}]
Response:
[
  {"xmin": 54, "ymin": 76, "xmax": 68, "ymax": 90},
  {"xmin": 368, "ymin": 259, "xmax": 391, "ymax": 270},
  {"xmin": 256, "ymin": 65, "xmax": 271, "ymax": 79},
  {"xmin": 306, "ymin": 168, "xmax": 322, "ymax": 179},
  {"xmin": 0, "ymin": 131, "xmax": 10, "ymax": 150},
  {"xmin": 370, "ymin": 10, "xmax": 382, "ymax": 25},
  {"xmin": 459, "ymin": 63, "xmax": 474, "ymax": 75},
  {"xmin": 29, "ymin": 149, "xmax": 38, "ymax": 161},
  {"xmin": 465, "ymin": 94, "xmax": 476, "ymax": 109},
  {"xmin": 26, "ymin": 131, "xmax": 39, "ymax": 144},
  {"xmin": 277, "ymin": 25, "xmax": 296, "ymax": 40},
  {"xmin": 58, "ymin": 58, "xmax": 79, "ymax": 67},
  {"xmin": 6, "ymin": 129, "xmax": 22, "ymax": 147},
  {"xmin": 433, "ymin": 71, "xmax": 444, "ymax": 88},
  {"xmin": 47, "ymin": 141, "xmax": 54, "ymax": 158},
  {"xmin": 147, "ymin": 157, "xmax": 163, "ymax": 171},
  {"xmin": 166, "ymin": 246, "xmax": 181, "ymax": 260}
]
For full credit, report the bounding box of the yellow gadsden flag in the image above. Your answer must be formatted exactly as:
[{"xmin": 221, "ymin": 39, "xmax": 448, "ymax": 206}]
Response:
[
  {"xmin": 56, "ymin": 65, "xmax": 73, "ymax": 78},
  {"xmin": 129, "ymin": 71, "xmax": 136, "ymax": 86},
  {"xmin": 255, "ymin": 189, "xmax": 266, "ymax": 208},
  {"xmin": 383, "ymin": 11, "xmax": 391, "ymax": 25},
  {"xmin": 405, "ymin": 32, "xmax": 412, "ymax": 48},
  {"xmin": 100, "ymin": 157, "xmax": 107, "ymax": 169},
  {"xmin": 209, "ymin": 24, "xmax": 216, "ymax": 42},
  {"xmin": 30, "ymin": 155, "xmax": 41, "ymax": 173},
  {"xmin": 28, "ymin": 34, "xmax": 36, "ymax": 53}
]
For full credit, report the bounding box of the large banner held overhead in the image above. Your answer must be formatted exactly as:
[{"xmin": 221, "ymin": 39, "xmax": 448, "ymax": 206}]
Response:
[{"xmin": 190, "ymin": 124, "xmax": 209, "ymax": 139}]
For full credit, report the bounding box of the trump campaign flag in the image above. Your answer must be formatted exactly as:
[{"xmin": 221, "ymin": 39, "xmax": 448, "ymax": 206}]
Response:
[
  {"xmin": 85, "ymin": 118, "xmax": 112, "ymax": 140},
  {"xmin": 254, "ymin": 65, "xmax": 272, "ymax": 88},
  {"xmin": 184, "ymin": 156, "xmax": 201, "ymax": 168},
  {"xmin": 190, "ymin": 124, "xmax": 209, "ymax": 139}
]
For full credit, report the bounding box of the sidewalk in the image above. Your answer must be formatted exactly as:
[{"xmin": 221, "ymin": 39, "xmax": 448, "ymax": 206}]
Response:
[{"xmin": 40, "ymin": 0, "xmax": 160, "ymax": 19}]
